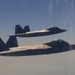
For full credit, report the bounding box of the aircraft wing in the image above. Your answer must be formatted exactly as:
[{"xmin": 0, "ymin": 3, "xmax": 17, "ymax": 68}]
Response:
[{"xmin": 0, "ymin": 44, "xmax": 51, "ymax": 54}]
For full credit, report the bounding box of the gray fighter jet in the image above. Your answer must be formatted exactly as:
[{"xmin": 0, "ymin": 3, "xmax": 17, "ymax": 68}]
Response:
[
  {"xmin": 15, "ymin": 25, "xmax": 67, "ymax": 37},
  {"xmin": 0, "ymin": 39, "xmax": 75, "ymax": 56}
]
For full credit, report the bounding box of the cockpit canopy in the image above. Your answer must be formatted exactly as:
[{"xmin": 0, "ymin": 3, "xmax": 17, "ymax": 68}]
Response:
[
  {"xmin": 45, "ymin": 39, "xmax": 69, "ymax": 48},
  {"xmin": 50, "ymin": 39, "xmax": 69, "ymax": 44},
  {"xmin": 47, "ymin": 26, "xmax": 60, "ymax": 30}
]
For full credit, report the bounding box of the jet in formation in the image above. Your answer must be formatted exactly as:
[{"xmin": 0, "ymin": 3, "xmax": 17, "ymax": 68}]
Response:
[
  {"xmin": 0, "ymin": 25, "xmax": 73, "ymax": 56},
  {"xmin": 0, "ymin": 38, "xmax": 75, "ymax": 56},
  {"xmin": 14, "ymin": 25, "xmax": 67, "ymax": 37}
]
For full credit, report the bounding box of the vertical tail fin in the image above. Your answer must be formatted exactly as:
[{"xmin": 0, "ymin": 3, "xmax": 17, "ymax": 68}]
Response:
[
  {"xmin": 0, "ymin": 38, "xmax": 9, "ymax": 52},
  {"xmin": 24, "ymin": 25, "xmax": 30, "ymax": 32},
  {"xmin": 6, "ymin": 36, "xmax": 18, "ymax": 48},
  {"xmin": 15, "ymin": 25, "xmax": 30, "ymax": 34},
  {"xmin": 15, "ymin": 24, "xmax": 24, "ymax": 34}
]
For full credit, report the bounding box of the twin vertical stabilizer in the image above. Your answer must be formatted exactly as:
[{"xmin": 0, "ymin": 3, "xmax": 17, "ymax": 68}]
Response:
[
  {"xmin": 15, "ymin": 25, "xmax": 30, "ymax": 34},
  {"xmin": 0, "ymin": 36, "xmax": 18, "ymax": 52}
]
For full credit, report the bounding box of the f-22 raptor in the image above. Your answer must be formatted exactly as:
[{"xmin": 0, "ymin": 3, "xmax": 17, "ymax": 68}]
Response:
[
  {"xmin": 0, "ymin": 39, "xmax": 75, "ymax": 56},
  {"xmin": 15, "ymin": 25, "xmax": 67, "ymax": 37}
]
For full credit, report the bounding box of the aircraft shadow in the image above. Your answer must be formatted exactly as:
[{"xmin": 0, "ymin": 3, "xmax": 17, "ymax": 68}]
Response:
[{"xmin": 0, "ymin": 45, "xmax": 75, "ymax": 56}]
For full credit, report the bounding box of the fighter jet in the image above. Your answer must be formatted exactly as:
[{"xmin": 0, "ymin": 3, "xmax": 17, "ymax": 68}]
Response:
[
  {"xmin": 0, "ymin": 39, "xmax": 75, "ymax": 56},
  {"xmin": 15, "ymin": 25, "xmax": 67, "ymax": 37},
  {"xmin": 0, "ymin": 36, "xmax": 18, "ymax": 52}
]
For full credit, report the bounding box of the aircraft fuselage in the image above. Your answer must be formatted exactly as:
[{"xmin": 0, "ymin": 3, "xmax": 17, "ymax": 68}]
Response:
[{"xmin": 15, "ymin": 29, "xmax": 65, "ymax": 37}]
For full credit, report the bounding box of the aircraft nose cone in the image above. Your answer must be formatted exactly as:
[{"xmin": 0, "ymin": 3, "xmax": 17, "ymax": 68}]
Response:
[{"xmin": 61, "ymin": 29, "xmax": 67, "ymax": 32}]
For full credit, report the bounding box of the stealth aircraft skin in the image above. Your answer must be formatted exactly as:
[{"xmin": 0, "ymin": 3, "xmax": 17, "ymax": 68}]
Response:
[
  {"xmin": 0, "ymin": 39, "xmax": 75, "ymax": 56},
  {"xmin": 15, "ymin": 25, "xmax": 67, "ymax": 37}
]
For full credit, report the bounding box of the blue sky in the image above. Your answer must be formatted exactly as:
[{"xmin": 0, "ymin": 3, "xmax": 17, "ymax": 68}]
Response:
[{"xmin": 0, "ymin": 0, "xmax": 75, "ymax": 45}]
